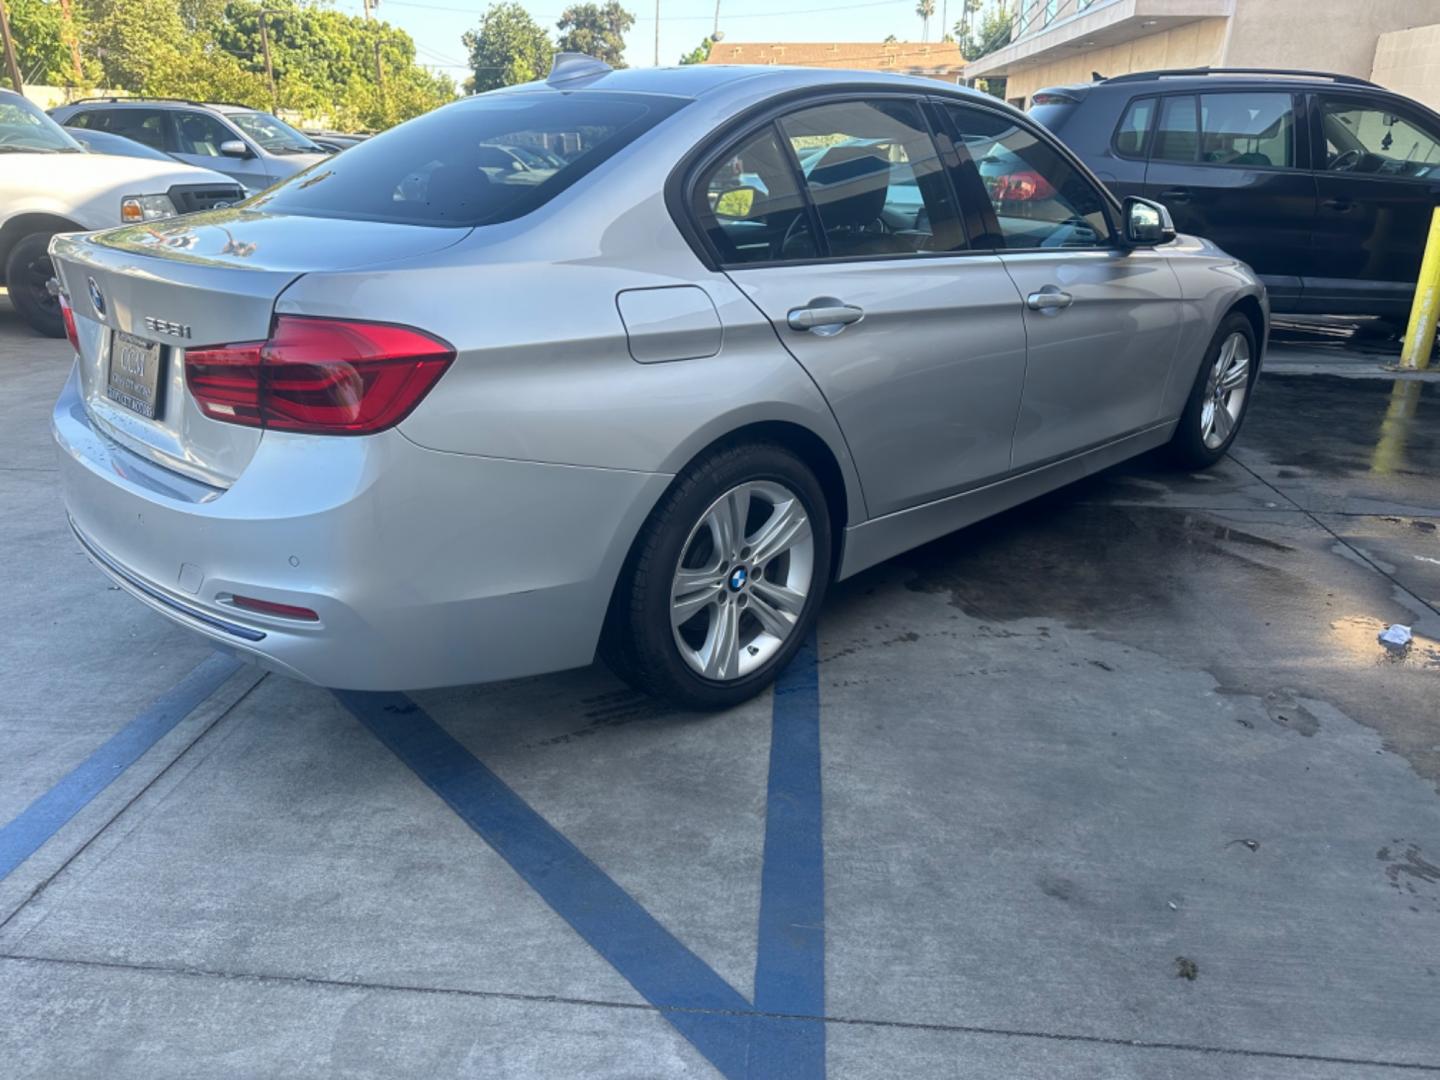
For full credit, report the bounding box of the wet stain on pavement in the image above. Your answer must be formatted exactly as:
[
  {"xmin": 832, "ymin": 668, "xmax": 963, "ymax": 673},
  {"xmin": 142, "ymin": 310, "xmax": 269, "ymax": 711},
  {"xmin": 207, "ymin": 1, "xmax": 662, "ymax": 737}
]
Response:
[
  {"xmin": 1264, "ymin": 690, "xmax": 1321, "ymax": 737},
  {"xmin": 1378, "ymin": 842, "xmax": 1440, "ymax": 913},
  {"xmin": 1241, "ymin": 375, "xmax": 1438, "ymax": 482}
]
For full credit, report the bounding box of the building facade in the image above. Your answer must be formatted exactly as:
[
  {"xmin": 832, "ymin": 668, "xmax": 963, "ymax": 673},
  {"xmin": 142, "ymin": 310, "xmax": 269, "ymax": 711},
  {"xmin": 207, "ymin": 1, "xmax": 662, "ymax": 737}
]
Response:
[
  {"xmin": 703, "ymin": 41, "xmax": 966, "ymax": 84},
  {"xmin": 965, "ymin": 0, "xmax": 1440, "ymax": 108}
]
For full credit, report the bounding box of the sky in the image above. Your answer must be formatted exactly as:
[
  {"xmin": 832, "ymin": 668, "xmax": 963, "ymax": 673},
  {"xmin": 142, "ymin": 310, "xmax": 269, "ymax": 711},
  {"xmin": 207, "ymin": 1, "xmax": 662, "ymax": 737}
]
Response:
[{"xmin": 327, "ymin": 0, "xmax": 983, "ymax": 81}]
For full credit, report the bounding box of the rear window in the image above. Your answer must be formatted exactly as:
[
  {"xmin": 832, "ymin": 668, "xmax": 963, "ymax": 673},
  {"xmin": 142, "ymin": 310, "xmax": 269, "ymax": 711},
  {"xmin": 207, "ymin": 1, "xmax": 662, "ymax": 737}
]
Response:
[
  {"xmin": 253, "ymin": 91, "xmax": 685, "ymax": 228},
  {"xmin": 1028, "ymin": 100, "xmax": 1079, "ymax": 132}
]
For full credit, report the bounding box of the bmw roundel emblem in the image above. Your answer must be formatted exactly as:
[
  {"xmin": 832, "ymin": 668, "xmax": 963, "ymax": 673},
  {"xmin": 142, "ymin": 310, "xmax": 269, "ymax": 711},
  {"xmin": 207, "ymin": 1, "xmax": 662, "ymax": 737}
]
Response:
[
  {"xmin": 729, "ymin": 566, "xmax": 748, "ymax": 592},
  {"xmin": 87, "ymin": 277, "xmax": 105, "ymax": 317}
]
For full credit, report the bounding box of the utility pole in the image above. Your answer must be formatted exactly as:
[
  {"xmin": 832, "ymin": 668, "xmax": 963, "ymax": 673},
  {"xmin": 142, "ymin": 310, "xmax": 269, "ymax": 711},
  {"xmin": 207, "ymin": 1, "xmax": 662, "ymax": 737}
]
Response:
[
  {"xmin": 0, "ymin": 0, "xmax": 23, "ymax": 95},
  {"xmin": 362, "ymin": 0, "xmax": 372, "ymax": 19},
  {"xmin": 57, "ymin": 0, "xmax": 84, "ymax": 85},
  {"xmin": 374, "ymin": 40, "xmax": 386, "ymax": 116},
  {"xmin": 259, "ymin": 11, "xmax": 277, "ymax": 111},
  {"xmin": 712, "ymin": 0, "xmax": 721, "ymax": 39},
  {"xmin": 653, "ymin": 0, "xmax": 659, "ymax": 67}
]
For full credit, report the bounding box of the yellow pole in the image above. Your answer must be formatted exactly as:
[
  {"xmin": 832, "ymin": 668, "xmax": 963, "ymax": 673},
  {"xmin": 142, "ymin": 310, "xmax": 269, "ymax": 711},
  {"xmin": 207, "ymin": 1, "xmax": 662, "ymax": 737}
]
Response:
[{"xmin": 1400, "ymin": 206, "xmax": 1440, "ymax": 371}]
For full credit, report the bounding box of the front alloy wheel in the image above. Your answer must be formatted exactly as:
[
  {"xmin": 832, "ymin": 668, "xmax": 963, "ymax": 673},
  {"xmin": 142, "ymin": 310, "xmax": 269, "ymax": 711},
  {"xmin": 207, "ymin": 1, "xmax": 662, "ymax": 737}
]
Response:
[{"xmin": 1200, "ymin": 330, "xmax": 1251, "ymax": 450}]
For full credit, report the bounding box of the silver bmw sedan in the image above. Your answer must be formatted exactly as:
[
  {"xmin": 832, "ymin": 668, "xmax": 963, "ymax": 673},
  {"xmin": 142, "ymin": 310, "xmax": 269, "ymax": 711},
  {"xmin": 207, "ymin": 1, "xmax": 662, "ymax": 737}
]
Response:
[{"xmin": 50, "ymin": 57, "xmax": 1266, "ymax": 709}]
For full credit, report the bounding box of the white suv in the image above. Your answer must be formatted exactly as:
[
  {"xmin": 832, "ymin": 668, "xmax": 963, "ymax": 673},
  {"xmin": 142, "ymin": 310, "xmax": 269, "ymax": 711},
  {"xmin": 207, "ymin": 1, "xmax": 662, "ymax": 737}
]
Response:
[{"xmin": 1, "ymin": 89, "xmax": 243, "ymax": 337}]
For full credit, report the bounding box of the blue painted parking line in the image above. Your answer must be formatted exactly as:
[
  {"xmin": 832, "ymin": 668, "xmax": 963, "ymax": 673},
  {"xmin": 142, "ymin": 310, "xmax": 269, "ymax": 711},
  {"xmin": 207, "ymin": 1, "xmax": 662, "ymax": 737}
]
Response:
[
  {"xmin": 0, "ymin": 652, "xmax": 243, "ymax": 883},
  {"xmin": 337, "ymin": 632, "xmax": 827, "ymax": 1079},
  {"xmin": 748, "ymin": 633, "xmax": 826, "ymax": 1078}
]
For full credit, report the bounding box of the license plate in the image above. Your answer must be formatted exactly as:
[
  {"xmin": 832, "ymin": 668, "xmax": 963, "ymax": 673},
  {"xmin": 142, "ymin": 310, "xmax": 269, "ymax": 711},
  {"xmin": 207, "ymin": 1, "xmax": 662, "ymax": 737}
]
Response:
[{"xmin": 106, "ymin": 333, "xmax": 166, "ymax": 419}]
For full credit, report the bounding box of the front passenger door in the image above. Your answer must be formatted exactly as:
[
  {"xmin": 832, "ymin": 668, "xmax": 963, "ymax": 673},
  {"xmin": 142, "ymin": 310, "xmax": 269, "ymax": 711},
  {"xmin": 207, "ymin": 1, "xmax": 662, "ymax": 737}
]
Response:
[
  {"xmin": 696, "ymin": 97, "xmax": 1029, "ymax": 517},
  {"xmin": 945, "ymin": 103, "xmax": 1183, "ymax": 469}
]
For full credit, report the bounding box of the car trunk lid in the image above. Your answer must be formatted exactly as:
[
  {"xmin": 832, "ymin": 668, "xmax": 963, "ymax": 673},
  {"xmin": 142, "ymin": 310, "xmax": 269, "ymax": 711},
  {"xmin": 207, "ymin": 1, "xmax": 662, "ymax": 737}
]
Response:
[{"xmin": 50, "ymin": 209, "xmax": 470, "ymax": 487}]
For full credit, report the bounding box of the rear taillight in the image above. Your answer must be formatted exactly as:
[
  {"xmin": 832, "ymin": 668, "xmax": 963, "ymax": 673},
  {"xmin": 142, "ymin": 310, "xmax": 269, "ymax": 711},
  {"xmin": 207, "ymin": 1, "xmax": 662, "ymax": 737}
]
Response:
[
  {"xmin": 992, "ymin": 170, "xmax": 1056, "ymax": 202},
  {"xmin": 59, "ymin": 293, "xmax": 80, "ymax": 353},
  {"xmin": 185, "ymin": 316, "xmax": 454, "ymax": 436}
]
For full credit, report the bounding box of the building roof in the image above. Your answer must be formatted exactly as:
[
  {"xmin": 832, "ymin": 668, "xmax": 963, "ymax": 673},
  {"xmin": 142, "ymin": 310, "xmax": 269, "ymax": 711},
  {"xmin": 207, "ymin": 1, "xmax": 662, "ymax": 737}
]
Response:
[{"xmin": 702, "ymin": 41, "xmax": 966, "ymax": 80}]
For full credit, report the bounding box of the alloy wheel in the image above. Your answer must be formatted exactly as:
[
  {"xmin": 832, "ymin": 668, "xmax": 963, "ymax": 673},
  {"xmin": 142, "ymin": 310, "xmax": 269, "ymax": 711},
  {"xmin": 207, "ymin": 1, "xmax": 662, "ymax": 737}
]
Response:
[
  {"xmin": 670, "ymin": 480, "xmax": 814, "ymax": 681},
  {"xmin": 1200, "ymin": 331, "xmax": 1251, "ymax": 450}
]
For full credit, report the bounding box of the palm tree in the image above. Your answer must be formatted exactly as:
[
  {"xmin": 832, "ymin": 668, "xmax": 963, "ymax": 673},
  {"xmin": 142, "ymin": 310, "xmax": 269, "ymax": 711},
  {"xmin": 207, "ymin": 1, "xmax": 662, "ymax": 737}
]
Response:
[{"xmin": 916, "ymin": 0, "xmax": 935, "ymax": 42}]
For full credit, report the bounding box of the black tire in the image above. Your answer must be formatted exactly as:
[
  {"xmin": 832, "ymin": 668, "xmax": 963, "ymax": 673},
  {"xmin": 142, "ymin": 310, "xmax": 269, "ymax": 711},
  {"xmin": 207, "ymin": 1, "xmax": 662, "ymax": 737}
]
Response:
[
  {"xmin": 5, "ymin": 232, "xmax": 64, "ymax": 338},
  {"xmin": 1166, "ymin": 312, "xmax": 1258, "ymax": 470},
  {"xmin": 604, "ymin": 442, "xmax": 832, "ymax": 710}
]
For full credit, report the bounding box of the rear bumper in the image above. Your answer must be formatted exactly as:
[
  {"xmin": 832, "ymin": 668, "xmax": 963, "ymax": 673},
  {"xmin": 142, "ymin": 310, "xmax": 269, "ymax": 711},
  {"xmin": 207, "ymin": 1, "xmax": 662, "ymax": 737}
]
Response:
[{"xmin": 53, "ymin": 365, "xmax": 671, "ymax": 690}]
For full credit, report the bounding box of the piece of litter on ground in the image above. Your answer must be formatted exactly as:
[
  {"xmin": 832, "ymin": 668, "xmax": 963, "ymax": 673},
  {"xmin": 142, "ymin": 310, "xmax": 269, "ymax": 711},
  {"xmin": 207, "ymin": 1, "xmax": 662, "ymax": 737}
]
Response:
[
  {"xmin": 1378, "ymin": 624, "xmax": 1413, "ymax": 651},
  {"xmin": 1174, "ymin": 956, "xmax": 1199, "ymax": 981}
]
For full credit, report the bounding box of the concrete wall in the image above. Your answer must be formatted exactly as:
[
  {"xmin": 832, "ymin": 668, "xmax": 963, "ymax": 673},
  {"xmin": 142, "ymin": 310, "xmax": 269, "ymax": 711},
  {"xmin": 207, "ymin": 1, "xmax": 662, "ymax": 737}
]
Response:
[
  {"xmin": 1005, "ymin": 18, "xmax": 1227, "ymax": 102},
  {"xmin": 1220, "ymin": 0, "xmax": 1438, "ymax": 77},
  {"xmin": 22, "ymin": 85, "xmax": 125, "ymax": 110},
  {"xmin": 1371, "ymin": 22, "xmax": 1440, "ymax": 111}
]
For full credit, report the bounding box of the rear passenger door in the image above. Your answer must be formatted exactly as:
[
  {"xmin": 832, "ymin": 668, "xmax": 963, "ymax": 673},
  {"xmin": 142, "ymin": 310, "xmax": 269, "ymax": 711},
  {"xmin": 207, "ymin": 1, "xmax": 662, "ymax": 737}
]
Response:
[
  {"xmin": 693, "ymin": 95, "xmax": 1029, "ymax": 516},
  {"xmin": 1142, "ymin": 90, "xmax": 1316, "ymax": 306},
  {"xmin": 943, "ymin": 102, "xmax": 1183, "ymax": 469}
]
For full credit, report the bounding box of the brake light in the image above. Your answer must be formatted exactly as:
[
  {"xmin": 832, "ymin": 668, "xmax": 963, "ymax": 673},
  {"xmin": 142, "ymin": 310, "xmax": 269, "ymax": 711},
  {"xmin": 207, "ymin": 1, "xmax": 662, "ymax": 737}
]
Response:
[
  {"xmin": 185, "ymin": 316, "xmax": 454, "ymax": 435},
  {"xmin": 992, "ymin": 170, "xmax": 1056, "ymax": 202},
  {"xmin": 59, "ymin": 293, "xmax": 80, "ymax": 353}
]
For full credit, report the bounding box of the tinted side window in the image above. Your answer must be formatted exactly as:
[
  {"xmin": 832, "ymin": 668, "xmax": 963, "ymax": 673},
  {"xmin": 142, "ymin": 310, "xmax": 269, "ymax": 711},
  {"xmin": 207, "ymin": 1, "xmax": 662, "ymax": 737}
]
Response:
[
  {"xmin": 1319, "ymin": 99, "xmax": 1440, "ymax": 178},
  {"xmin": 694, "ymin": 125, "xmax": 817, "ymax": 265},
  {"xmin": 1153, "ymin": 96, "xmax": 1199, "ymax": 162},
  {"xmin": 1114, "ymin": 96, "xmax": 1155, "ymax": 158},
  {"xmin": 1199, "ymin": 93, "xmax": 1294, "ymax": 168},
  {"xmin": 94, "ymin": 109, "xmax": 170, "ymax": 151},
  {"xmin": 175, "ymin": 111, "xmax": 238, "ymax": 157},
  {"xmin": 779, "ymin": 99, "xmax": 966, "ymax": 258},
  {"xmin": 66, "ymin": 111, "xmax": 94, "ymax": 130},
  {"xmin": 947, "ymin": 105, "xmax": 1111, "ymax": 250}
]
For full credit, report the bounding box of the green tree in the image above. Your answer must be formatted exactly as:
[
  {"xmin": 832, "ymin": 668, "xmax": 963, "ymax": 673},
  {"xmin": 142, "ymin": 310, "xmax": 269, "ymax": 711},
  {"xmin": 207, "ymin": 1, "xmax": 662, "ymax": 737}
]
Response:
[
  {"xmin": 7, "ymin": 0, "xmax": 99, "ymax": 85},
  {"xmin": 961, "ymin": 2, "xmax": 1011, "ymax": 60},
  {"xmin": 678, "ymin": 37, "xmax": 711, "ymax": 65},
  {"xmin": 916, "ymin": 0, "xmax": 935, "ymax": 42},
  {"xmin": 463, "ymin": 2, "xmax": 552, "ymax": 93},
  {"xmin": 555, "ymin": 2, "xmax": 632, "ymax": 68}
]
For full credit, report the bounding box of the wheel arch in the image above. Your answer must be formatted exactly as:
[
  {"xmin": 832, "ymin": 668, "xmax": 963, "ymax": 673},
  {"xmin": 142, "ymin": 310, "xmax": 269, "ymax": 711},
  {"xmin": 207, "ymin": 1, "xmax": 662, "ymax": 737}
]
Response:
[
  {"xmin": 0, "ymin": 213, "xmax": 84, "ymax": 282},
  {"xmin": 1227, "ymin": 294, "xmax": 1267, "ymax": 365}
]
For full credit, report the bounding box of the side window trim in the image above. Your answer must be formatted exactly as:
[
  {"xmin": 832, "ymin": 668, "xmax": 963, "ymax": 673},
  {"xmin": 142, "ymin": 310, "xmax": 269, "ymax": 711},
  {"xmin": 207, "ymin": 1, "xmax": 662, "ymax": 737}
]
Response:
[
  {"xmin": 938, "ymin": 98, "xmax": 1121, "ymax": 252},
  {"xmin": 682, "ymin": 90, "xmax": 978, "ymax": 270}
]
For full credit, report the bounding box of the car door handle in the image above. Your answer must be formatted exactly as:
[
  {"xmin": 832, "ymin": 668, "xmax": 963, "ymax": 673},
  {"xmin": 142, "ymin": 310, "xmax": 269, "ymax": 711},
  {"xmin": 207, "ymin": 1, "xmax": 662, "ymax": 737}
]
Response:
[
  {"xmin": 1322, "ymin": 197, "xmax": 1354, "ymax": 212},
  {"xmin": 1158, "ymin": 188, "xmax": 1192, "ymax": 204},
  {"xmin": 1026, "ymin": 289, "xmax": 1073, "ymax": 312},
  {"xmin": 787, "ymin": 302, "xmax": 864, "ymax": 333}
]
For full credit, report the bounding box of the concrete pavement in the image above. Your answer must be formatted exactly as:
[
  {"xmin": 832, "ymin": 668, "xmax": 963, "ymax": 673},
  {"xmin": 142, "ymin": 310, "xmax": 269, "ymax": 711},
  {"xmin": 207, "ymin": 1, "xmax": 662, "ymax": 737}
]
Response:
[{"xmin": 2, "ymin": 297, "xmax": 1437, "ymax": 1078}]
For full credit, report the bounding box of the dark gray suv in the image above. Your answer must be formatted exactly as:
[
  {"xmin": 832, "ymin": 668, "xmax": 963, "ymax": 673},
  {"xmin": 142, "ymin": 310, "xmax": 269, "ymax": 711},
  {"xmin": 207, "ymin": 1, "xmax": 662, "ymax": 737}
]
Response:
[
  {"xmin": 1029, "ymin": 67, "xmax": 1440, "ymax": 324},
  {"xmin": 50, "ymin": 98, "xmax": 328, "ymax": 194}
]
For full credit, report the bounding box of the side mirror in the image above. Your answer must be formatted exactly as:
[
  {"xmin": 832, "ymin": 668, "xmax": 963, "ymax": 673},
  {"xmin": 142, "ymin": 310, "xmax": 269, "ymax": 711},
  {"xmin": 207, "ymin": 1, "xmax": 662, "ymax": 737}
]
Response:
[
  {"xmin": 713, "ymin": 185, "xmax": 761, "ymax": 220},
  {"xmin": 1122, "ymin": 196, "xmax": 1176, "ymax": 247},
  {"xmin": 218, "ymin": 139, "xmax": 251, "ymax": 159}
]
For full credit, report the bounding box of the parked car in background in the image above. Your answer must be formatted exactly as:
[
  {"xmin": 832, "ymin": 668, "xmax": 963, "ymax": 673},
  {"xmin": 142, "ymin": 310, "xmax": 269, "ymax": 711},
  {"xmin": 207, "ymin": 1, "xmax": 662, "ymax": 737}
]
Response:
[
  {"xmin": 0, "ymin": 89, "xmax": 243, "ymax": 337},
  {"xmin": 1029, "ymin": 68, "xmax": 1440, "ymax": 323},
  {"xmin": 303, "ymin": 130, "xmax": 370, "ymax": 153},
  {"xmin": 68, "ymin": 127, "xmax": 182, "ymax": 163},
  {"xmin": 50, "ymin": 60, "xmax": 1265, "ymax": 708},
  {"xmin": 51, "ymin": 98, "xmax": 329, "ymax": 194}
]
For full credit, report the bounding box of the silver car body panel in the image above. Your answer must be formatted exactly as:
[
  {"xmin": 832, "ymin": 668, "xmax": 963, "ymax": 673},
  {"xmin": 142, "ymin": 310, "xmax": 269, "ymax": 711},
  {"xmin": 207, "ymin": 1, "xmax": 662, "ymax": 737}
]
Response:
[{"xmin": 51, "ymin": 64, "xmax": 1266, "ymax": 690}]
